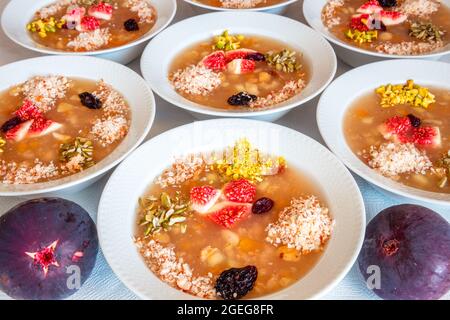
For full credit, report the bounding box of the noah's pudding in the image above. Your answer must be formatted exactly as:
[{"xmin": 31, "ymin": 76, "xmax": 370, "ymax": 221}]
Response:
[
  {"xmin": 0, "ymin": 75, "xmax": 130, "ymax": 184},
  {"xmin": 135, "ymin": 139, "xmax": 334, "ymax": 299}
]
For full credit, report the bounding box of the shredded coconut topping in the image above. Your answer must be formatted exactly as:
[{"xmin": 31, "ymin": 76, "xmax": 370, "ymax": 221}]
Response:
[
  {"xmin": 36, "ymin": 0, "xmax": 77, "ymax": 19},
  {"xmin": 249, "ymin": 79, "xmax": 305, "ymax": 109},
  {"xmin": 171, "ymin": 65, "xmax": 222, "ymax": 96},
  {"xmin": 219, "ymin": 0, "xmax": 266, "ymax": 8},
  {"xmin": 368, "ymin": 142, "xmax": 432, "ymax": 177},
  {"xmin": 322, "ymin": 0, "xmax": 345, "ymax": 29},
  {"xmin": 266, "ymin": 196, "xmax": 334, "ymax": 254},
  {"xmin": 21, "ymin": 75, "xmax": 70, "ymax": 113},
  {"xmin": 399, "ymin": 0, "xmax": 441, "ymax": 17},
  {"xmin": 61, "ymin": 154, "xmax": 85, "ymax": 174},
  {"xmin": 125, "ymin": 0, "xmax": 157, "ymax": 24},
  {"xmin": 93, "ymin": 80, "xmax": 129, "ymax": 117},
  {"xmin": 376, "ymin": 40, "xmax": 444, "ymax": 55},
  {"xmin": 136, "ymin": 239, "xmax": 216, "ymax": 299},
  {"xmin": 90, "ymin": 115, "xmax": 129, "ymax": 147},
  {"xmin": 67, "ymin": 28, "xmax": 111, "ymax": 51},
  {"xmin": 0, "ymin": 160, "xmax": 59, "ymax": 184},
  {"xmin": 156, "ymin": 155, "xmax": 206, "ymax": 188}
]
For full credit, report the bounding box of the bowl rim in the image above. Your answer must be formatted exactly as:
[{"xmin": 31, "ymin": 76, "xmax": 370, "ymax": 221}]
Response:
[
  {"xmin": 183, "ymin": 0, "xmax": 298, "ymax": 11},
  {"xmin": 98, "ymin": 118, "xmax": 366, "ymax": 300},
  {"xmin": 140, "ymin": 11, "xmax": 337, "ymax": 118},
  {"xmin": 0, "ymin": 55, "xmax": 156, "ymax": 196},
  {"xmin": 316, "ymin": 59, "xmax": 450, "ymax": 206},
  {"xmin": 302, "ymin": 0, "xmax": 450, "ymax": 60},
  {"xmin": 0, "ymin": 0, "xmax": 177, "ymax": 56}
]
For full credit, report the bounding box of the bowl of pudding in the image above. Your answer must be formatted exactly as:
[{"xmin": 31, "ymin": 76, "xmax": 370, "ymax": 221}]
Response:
[
  {"xmin": 317, "ymin": 59, "xmax": 450, "ymax": 206},
  {"xmin": 1, "ymin": 0, "xmax": 177, "ymax": 64},
  {"xmin": 97, "ymin": 118, "xmax": 365, "ymax": 300},
  {"xmin": 303, "ymin": 0, "xmax": 450, "ymax": 67},
  {"xmin": 0, "ymin": 55, "xmax": 155, "ymax": 196},
  {"xmin": 183, "ymin": 0, "xmax": 298, "ymax": 14},
  {"xmin": 140, "ymin": 12, "xmax": 336, "ymax": 122}
]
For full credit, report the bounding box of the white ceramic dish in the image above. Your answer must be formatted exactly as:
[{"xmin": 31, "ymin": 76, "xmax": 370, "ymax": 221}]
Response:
[
  {"xmin": 184, "ymin": 0, "xmax": 298, "ymax": 14},
  {"xmin": 1, "ymin": 0, "xmax": 177, "ymax": 65},
  {"xmin": 0, "ymin": 55, "xmax": 155, "ymax": 196},
  {"xmin": 140, "ymin": 12, "xmax": 336, "ymax": 122},
  {"xmin": 98, "ymin": 118, "xmax": 366, "ymax": 300},
  {"xmin": 317, "ymin": 59, "xmax": 450, "ymax": 207},
  {"xmin": 303, "ymin": 0, "xmax": 450, "ymax": 67}
]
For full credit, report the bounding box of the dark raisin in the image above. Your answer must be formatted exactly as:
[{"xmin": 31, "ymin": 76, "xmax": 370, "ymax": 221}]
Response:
[
  {"xmin": 252, "ymin": 197, "xmax": 274, "ymax": 214},
  {"xmin": 227, "ymin": 92, "xmax": 257, "ymax": 106},
  {"xmin": 1, "ymin": 116, "xmax": 22, "ymax": 133},
  {"xmin": 215, "ymin": 266, "xmax": 258, "ymax": 300},
  {"xmin": 407, "ymin": 114, "xmax": 421, "ymax": 128},
  {"xmin": 79, "ymin": 92, "xmax": 102, "ymax": 109},
  {"xmin": 124, "ymin": 19, "xmax": 139, "ymax": 32},
  {"xmin": 246, "ymin": 52, "xmax": 265, "ymax": 62},
  {"xmin": 378, "ymin": 0, "xmax": 397, "ymax": 7}
]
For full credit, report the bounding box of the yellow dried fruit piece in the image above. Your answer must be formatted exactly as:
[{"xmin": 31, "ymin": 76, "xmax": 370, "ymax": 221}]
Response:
[
  {"xmin": 375, "ymin": 80, "xmax": 436, "ymax": 108},
  {"xmin": 277, "ymin": 246, "xmax": 301, "ymax": 262},
  {"xmin": 213, "ymin": 30, "xmax": 244, "ymax": 51},
  {"xmin": 345, "ymin": 29, "xmax": 378, "ymax": 44},
  {"xmin": 57, "ymin": 102, "xmax": 74, "ymax": 112},
  {"xmin": 0, "ymin": 137, "xmax": 5, "ymax": 153},
  {"xmin": 27, "ymin": 17, "xmax": 65, "ymax": 38},
  {"xmin": 238, "ymin": 237, "xmax": 263, "ymax": 252}
]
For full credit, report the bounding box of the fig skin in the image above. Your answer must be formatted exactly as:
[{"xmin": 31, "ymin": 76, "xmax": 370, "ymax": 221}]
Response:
[
  {"xmin": 0, "ymin": 198, "xmax": 98, "ymax": 300},
  {"xmin": 358, "ymin": 204, "xmax": 450, "ymax": 300}
]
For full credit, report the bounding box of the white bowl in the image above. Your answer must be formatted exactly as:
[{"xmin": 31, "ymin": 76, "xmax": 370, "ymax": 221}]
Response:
[
  {"xmin": 184, "ymin": 0, "xmax": 298, "ymax": 14},
  {"xmin": 1, "ymin": 0, "xmax": 177, "ymax": 65},
  {"xmin": 0, "ymin": 55, "xmax": 155, "ymax": 196},
  {"xmin": 140, "ymin": 11, "xmax": 337, "ymax": 122},
  {"xmin": 303, "ymin": 0, "xmax": 450, "ymax": 67},
  {"xmin": 98, "ymin": 118, "xmax": 366, "ymax": 300},
  {"xmin": 317, "ymin": 59, "xmax": 450, "ymax": 207}
]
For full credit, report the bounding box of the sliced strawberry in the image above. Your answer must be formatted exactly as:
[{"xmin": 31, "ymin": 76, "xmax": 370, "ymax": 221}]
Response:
[
  {"xmin": 208, "ymin": 202, "xmax": 251, "ymax": 228},
  {"xmin": 357, "ymin": 0, "xmax": 383, "ymax": 14},
  {"xmin": 190, "ymin": 185, "xmax": 221, "ymax": 214},
  {"xmin": 63, "ymin": 6, "xmax": 86, "ymax": 30},
  {"xmin": 226, "ymin": 59, "xmax": 256, "ymax": 75},
  {"xmin": 378, "ymin": 116, "xmax": 412, "ymax": 143},
  {"xmin": 88, "ymin": 2, "xmax": 113, "ymax": 21},
  {"xmin": 5, "ymin": 120, "xmax": 34, "ymax": 142},
  {"xmin": 412, "ymin": 126, "xmax": 441, "ymax": 147},
  {"xmin": 15, "ymin": 100, "xmax": 42, "ymax": 120},
  {"xmin": 380, "ymin": 10, "xmax": 407, "ymax": 26},
  {"xmin": 225, "ymin": 49, "xmax": 257, "ymax": 62},
  {"xmin": 76, "ymin": 16, "xmax": 100, "ymax": 32},
  {"xmin": 223, "ymin": 179, "xmax": 256, "ymax": 203},
  {"xmin": 201, "ymin": 51, "xmax": 227, "ymax": 71},
  {"xmin": 28, "ymin": 118, "xmax": 62, "ymax": 138}
]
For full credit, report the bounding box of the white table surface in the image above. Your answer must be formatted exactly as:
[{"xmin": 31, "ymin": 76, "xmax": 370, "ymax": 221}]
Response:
[{"xmin": 0, "ymin": 0, "xmax": 449, "ymax": 300}]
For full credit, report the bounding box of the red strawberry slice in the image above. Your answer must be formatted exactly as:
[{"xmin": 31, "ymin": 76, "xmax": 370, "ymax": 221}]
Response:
[
  {"xmin": 223, "ymin": 179, "xmax": 256, "ymax": 203},
  {"xmin": 226, "ymin": 59, "xmax": 256, "ymax": 74},
  {"xmin": 28, "ymin": 118, "xmax": 62, "ymax": 138},
  {"xmin": 190, "ymin": 185, "xmax": 221, "ymax": 214},
  {"xmin": 88, "ymin": 2, "xmax": 113, "ymax": 21},
  {"xmin": 225, "ymin": 49, "xmax": 257, "ymax": 62},
  {"xmin": 208, "ymin": 202, "xmax": 251, "ymax": 228},
  {"xmin": 412, "ymin": 126, "xmax": 441, "ymax": 147},
  {"xmin": 201, "ymin": 51, "xmax": 227, "ymax": 71},
  {"xmin": 15, "ymin": 100, "xmax": 42, "ymax": 121},
  {"xmin": 357, "ymin": 0, "xmax": 383, "ymax": 14},
  {"xmin": 5, "ymin": 120, "xmax": 34, "ymax": 142},
  {"xmin": 63, "ymin": 6, "xmax": 86, "ymax": 30},
  {"xmin": 77, "ymin": 16, "xmax": 100, "ymax": 32},
  {"xmin": 380, "ymin": 10, "xmax": 407, "ymax": 26}
]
